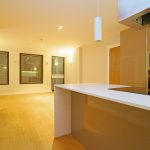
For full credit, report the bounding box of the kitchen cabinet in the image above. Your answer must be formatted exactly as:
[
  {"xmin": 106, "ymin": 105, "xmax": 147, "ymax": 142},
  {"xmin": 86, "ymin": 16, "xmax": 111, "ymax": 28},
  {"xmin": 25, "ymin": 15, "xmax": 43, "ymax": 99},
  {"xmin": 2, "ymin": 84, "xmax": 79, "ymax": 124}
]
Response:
[
  {"xmin": 147, "ymin": 27, "xmax": 150, "ymax": 51},
  {"xmin": 120, "ymin": 28, "xmax": 146, "ymax": 91},
  {"xmin": 55, "ymin": 84, "xmax": 150, "ymax": 149},
  {"xmin": 109, "ymin": 46, "xmax": 120, "ymax": 84}
]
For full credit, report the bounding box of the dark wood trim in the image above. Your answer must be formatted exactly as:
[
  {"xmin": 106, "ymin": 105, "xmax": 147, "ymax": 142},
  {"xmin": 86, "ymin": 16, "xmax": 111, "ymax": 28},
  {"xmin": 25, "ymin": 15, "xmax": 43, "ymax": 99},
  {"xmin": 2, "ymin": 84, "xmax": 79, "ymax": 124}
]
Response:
[
  {"xmin": 0, "ymin": 51, "xmax": 9, "ymax": 85},
  {"xmin": 20, "ymin": 53, "xmax": 43, "ymax": 84}
]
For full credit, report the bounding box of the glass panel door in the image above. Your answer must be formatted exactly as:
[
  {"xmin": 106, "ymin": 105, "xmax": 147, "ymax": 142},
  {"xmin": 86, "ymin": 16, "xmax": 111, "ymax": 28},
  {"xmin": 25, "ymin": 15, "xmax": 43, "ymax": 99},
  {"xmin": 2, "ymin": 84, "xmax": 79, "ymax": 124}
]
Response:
[{"xmin": 51, "ymin": 56, "xmax": 65, "ymax": 91}]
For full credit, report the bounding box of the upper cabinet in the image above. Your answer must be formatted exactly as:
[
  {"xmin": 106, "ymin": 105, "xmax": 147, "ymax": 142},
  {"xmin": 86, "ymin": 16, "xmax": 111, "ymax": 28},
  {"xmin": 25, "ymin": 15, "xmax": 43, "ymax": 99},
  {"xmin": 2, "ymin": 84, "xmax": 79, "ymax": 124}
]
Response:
[
  {"xmin": 147, "ymin": 27, "xmax": 150, "ymax": 51},
  {"xmin": 118, "ymin": 0, "xmax": 150, "ymax": 30},
  {"xmin": 120, "ymin": 28, "xmax": 146, "ymax": 87}
]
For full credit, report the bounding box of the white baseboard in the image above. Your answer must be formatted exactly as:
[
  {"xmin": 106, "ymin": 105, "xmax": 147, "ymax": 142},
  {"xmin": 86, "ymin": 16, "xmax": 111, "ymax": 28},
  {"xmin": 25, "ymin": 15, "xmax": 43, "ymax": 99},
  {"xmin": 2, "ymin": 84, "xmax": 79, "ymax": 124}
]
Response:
[{"xmin": 0, "ymin": 90, "xmax": 52, "ymax": 96}]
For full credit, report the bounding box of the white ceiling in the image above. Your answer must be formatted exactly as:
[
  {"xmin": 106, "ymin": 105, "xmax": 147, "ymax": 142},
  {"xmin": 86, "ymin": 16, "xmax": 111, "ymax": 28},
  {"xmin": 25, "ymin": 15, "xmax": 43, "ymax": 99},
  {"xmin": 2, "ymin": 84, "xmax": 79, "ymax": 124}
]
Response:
[{"xmin": 0, "ymin": 0, "xmax": 126, "ymax": 50}]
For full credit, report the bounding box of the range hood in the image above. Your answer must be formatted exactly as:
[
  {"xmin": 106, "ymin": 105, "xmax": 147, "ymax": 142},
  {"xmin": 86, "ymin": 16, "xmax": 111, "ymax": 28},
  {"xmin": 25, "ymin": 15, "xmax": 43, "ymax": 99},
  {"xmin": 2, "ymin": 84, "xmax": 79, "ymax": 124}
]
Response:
[{"xmin": 118, "ymin": 0, "xmax": 150, "ymax": 30}]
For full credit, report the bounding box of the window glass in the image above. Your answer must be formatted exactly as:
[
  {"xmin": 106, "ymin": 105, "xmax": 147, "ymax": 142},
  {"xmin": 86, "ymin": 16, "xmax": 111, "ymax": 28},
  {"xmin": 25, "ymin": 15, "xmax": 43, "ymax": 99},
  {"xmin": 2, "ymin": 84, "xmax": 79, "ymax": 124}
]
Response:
[
  {"xmin": 20, "ymin": 53, "xmax": 43, "ymax": 84},
  {"xmin": 0, "ymin": 51, "xmax": 9, "ymax": 85}
]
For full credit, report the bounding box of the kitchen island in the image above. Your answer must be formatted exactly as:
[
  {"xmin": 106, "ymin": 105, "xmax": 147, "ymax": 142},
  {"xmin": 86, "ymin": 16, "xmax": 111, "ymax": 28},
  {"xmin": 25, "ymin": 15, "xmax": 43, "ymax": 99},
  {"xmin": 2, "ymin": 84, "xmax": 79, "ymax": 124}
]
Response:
[{"xmin": 54, "ymin": 84, "xmax": 150, "ymax": 150}]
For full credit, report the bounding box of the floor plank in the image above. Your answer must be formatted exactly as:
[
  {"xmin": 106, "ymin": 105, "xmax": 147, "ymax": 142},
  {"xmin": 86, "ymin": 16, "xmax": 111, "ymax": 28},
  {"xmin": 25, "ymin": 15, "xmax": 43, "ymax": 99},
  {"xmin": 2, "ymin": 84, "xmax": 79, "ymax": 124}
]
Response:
[{"xmin": 0, "ymin": 93, "xmax": 85, "ymax": 150}]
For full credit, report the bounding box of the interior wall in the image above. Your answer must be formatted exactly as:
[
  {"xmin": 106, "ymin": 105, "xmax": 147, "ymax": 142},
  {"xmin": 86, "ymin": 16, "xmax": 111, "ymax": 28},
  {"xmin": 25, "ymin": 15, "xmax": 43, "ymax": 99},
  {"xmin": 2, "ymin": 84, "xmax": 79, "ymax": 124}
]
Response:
[
  {"xmin": 0, "ymin": 48, "xmax": 79, "ymax": 95},
  {"xmin": 65, "ymin": 48, "xmax": 80, "ymax": 84},
  {"xmin": 80, "ymin": 35, "xmax": 121, "ymax": 83}
]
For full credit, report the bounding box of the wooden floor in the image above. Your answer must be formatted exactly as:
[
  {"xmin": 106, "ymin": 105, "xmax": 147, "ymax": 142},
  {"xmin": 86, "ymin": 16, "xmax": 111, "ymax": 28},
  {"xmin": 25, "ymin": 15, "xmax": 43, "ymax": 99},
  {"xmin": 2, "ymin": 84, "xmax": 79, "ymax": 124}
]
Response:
[{"xmin": 0, "ymin": 93, "xmax": 85, "ymax": 150}]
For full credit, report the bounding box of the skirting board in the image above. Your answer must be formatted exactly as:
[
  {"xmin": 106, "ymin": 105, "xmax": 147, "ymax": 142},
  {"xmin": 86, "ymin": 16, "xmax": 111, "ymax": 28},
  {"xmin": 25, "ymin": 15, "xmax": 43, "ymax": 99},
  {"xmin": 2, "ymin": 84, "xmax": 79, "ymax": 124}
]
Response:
[{"xmin": 0, "ymin": 90, "xmax": 52, "ymax": 96}]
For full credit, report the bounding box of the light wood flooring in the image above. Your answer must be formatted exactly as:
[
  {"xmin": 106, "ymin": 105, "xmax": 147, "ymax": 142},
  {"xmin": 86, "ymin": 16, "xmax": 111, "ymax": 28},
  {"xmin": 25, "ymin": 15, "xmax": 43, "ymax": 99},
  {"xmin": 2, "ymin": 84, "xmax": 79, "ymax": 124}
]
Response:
[{"xmin": 0, "ymin": 93, "xmax": 85, "ymax": 150}]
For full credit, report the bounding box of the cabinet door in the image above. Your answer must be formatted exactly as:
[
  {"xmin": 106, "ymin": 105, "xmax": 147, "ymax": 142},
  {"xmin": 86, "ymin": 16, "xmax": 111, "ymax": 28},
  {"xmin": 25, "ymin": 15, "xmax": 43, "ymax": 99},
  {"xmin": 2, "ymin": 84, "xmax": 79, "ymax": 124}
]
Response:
[
  {"xmin": 147, "ymin": 27, "xmax": 150, "ymax": 51},
  {"xmin": 109, "ymin": 46, "xmax": 120, "ymax": 84},
  {"xmin": 120, "ymin": 28, "xmax": 146, "ymax": 87}
]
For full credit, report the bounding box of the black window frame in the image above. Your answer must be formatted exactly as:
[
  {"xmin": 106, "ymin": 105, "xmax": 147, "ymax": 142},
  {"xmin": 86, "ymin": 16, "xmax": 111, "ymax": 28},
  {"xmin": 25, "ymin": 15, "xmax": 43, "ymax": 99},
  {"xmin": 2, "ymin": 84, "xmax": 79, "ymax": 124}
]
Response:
[
  {"xmin": 20, "ymin": 53, "xmax": 43, "ymax": 84},
  {"xmin": 0, "ymin": 51, "xmax": 9, "ymax": 85}
]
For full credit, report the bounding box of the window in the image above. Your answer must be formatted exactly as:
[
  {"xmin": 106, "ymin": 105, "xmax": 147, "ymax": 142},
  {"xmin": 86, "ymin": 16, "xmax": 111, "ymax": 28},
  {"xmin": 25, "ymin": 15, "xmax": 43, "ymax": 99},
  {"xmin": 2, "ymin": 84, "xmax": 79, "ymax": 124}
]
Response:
[
  {"xmin": 20, "ymin": 53, "xmax": 43, "ymax": 84},
  {"xmin": 0, "ymin": 51, "xmax": 9, "ymax": 85}
]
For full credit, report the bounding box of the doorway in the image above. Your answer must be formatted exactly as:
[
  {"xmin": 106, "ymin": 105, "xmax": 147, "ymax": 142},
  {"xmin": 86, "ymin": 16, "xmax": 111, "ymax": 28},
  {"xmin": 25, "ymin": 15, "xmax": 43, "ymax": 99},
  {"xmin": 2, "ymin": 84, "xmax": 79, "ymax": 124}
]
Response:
[
  {"xmin": 51, "ymin": 56, "xmax": 65, "ymax": 91},
  {"xmin": 109, "ymin": 46, "xmax": 120, "ymax": 84}
]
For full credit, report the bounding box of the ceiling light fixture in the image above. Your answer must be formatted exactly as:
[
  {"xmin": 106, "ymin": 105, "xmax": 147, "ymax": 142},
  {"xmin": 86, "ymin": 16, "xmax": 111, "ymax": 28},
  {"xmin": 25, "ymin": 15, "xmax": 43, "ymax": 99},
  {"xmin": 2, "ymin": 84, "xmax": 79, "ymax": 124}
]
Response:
[
  {"xmin": 58, "ymin": 26, "xmax": 63, "ymax": 30},
  {"xmin": 41, "ymin": 44, "xmax": 45, "ymax": 48},
  {"xmin": 94, "ymin": 0, "xmax": 102, "ymax": 42}
]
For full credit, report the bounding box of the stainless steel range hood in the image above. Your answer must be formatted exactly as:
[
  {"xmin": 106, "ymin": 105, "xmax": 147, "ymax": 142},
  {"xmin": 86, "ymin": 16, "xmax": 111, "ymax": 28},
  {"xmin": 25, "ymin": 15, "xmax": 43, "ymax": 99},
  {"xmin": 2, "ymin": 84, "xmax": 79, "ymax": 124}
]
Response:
[{"xmin": 118, "ymin": 0, "xmax": 150, "ymax": 30}]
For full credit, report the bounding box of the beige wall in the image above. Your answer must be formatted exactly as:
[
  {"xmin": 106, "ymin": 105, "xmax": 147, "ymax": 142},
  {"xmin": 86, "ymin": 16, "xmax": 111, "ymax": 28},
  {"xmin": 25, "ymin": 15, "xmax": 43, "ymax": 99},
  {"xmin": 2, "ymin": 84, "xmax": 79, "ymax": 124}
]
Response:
[
  {"xmin": 80, "ymin": 35, "xmax": 121, "ymax": 83},
  {"xmin": 65, "ymin": 48, "xmax": 80, "ymax": 84},
  {"xmin": 0, "ymin": 48, "xmax": 79, "ymax": 95}
]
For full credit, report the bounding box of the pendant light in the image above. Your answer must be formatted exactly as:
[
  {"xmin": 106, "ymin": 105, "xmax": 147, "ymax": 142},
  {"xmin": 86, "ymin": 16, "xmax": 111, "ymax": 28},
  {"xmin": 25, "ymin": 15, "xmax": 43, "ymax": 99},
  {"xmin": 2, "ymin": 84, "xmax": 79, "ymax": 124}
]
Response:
[{"xmin": 94, "ymin": 0, "xmax": 102, "ymax": 42}]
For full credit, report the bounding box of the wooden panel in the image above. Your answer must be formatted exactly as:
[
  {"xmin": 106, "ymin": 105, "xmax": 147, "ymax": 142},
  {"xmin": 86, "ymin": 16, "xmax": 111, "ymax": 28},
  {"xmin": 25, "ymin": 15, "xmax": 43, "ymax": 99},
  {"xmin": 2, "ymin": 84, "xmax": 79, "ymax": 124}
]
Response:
[
  {"xmin": 71, "ymin": 93, "xmax": 150, "ymax": 150},
  {"xmin": 109, "ymin": 46, "xmax": 120, "ymax": 84},
  {"xmin": 147, "ymin": 27, "xmax": 150, "ymax": 51},
  {"xmin": 120, "ymin": 28, "xmax": 146, "ymax": 88}
]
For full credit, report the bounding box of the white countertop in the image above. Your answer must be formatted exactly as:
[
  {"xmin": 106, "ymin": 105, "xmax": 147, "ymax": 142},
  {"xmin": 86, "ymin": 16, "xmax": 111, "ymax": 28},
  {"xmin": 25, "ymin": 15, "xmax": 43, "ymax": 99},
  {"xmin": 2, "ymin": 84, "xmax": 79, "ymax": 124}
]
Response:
[{"xmin": 55, "ymin": 83, "xmax": 150, "ymax": 111}]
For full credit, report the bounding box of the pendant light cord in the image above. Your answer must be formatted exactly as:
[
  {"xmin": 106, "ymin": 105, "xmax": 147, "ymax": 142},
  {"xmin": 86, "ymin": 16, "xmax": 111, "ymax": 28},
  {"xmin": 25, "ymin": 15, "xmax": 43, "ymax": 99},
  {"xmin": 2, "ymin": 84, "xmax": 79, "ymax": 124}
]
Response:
[
  {"xmin": 97, "ymin": 0, "xmax": 99, "ymax": 16},
  {"xmin": 97, "ymin": 0, "xmax": 102, "ymax": 16}
]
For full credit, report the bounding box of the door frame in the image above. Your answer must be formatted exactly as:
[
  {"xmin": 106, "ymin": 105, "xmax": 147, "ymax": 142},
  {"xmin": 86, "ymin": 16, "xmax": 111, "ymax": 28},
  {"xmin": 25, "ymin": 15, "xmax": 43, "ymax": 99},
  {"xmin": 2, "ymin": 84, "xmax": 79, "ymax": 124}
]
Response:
[{"xmin": 107, "ymin": 43, "xmax": 120, "ymax": 84}]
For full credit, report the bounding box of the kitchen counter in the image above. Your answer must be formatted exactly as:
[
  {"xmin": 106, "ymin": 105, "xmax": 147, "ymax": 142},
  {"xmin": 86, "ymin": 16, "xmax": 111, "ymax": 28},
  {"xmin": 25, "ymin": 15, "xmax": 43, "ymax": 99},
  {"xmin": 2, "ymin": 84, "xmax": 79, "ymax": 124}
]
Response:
[
  {"xmin": 55, "ymin": 83, "xmax": 150, "ymax": 111},
  {"xmin": 54, "ymin": 83, "xmax": 150, "ymax": 150}
]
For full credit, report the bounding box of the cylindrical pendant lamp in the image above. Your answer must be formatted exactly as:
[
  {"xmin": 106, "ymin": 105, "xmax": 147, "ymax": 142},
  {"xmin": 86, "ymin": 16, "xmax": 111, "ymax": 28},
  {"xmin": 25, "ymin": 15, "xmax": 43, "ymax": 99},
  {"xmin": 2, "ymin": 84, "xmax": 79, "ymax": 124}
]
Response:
[{"xmin": 94, "ymin": 16, "xmax": 102, "ymax": 42}]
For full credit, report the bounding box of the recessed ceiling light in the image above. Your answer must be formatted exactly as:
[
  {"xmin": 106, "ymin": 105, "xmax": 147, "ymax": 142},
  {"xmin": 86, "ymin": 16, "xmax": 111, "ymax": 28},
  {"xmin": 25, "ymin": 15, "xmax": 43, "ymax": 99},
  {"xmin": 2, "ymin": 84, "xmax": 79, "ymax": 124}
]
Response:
[
  {"xmin": 41, "ymin": 44, "xmax": 45, "ymax": 48},
  {"xmin": 58, "ymin": 26, "xmax": 63, "ymax": 30}
]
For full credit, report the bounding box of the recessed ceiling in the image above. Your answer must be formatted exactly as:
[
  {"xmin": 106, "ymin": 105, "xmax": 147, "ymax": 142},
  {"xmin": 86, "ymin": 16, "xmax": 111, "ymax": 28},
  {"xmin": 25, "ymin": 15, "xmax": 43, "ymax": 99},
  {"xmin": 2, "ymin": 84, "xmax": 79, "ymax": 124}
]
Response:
[{"xmin": 0, "ymin": 0, "xmax": 126, "ymax": 50}]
